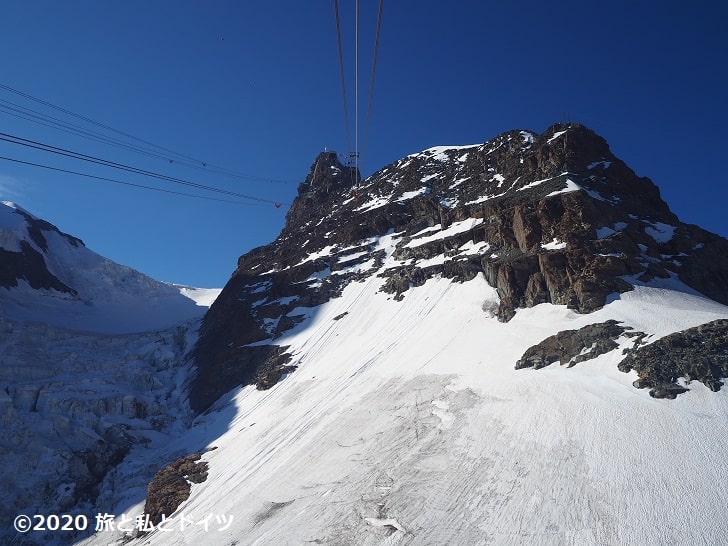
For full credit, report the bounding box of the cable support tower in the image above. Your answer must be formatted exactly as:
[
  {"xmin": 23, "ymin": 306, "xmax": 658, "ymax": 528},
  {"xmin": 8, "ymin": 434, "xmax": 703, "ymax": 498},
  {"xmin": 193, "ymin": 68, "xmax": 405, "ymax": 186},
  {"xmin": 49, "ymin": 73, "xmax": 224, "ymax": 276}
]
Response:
[{"xmin": 355, "ymin": 0, "xmax": 359, "ymax": 181}]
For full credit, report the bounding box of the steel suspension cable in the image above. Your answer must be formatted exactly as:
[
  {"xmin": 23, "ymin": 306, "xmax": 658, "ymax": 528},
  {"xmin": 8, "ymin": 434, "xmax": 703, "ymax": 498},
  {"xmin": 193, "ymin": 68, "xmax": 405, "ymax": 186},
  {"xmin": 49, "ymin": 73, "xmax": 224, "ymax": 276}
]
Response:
[
  {"xmin": 0, "ymin": 82, "xmax": 294, "ymax": 184},
  {"xmin": 362, "ymin": 0, "xmax": 384, "ymax": 171},
  {"xmin": 333, "ymin": 0, "xmax": 352, "ymax": 157},
  {"xmin": 0, "ymin": 99, "xmax": 175, "ymax": 162},
  {"xmin": 355, "ymin": 0, "xmax": 360, "ymax": 179},
  {"xmin": 0, "ymin": 155, "xmax": 275, "ymax": 206},
  {"xmin": 0, "ymin": 82, "xmax": 198, "ymax": 164},
  {"xmin": 0, "ymin": 132, "xmax": 286, "ymax": 205}
]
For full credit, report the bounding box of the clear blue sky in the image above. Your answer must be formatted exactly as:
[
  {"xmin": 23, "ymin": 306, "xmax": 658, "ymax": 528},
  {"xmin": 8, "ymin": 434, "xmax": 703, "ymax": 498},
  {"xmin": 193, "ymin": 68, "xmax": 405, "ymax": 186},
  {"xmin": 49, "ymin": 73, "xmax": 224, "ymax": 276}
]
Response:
[{"xmin": 0, "ymin": 1, "xmax": 726, "ymax": 287}]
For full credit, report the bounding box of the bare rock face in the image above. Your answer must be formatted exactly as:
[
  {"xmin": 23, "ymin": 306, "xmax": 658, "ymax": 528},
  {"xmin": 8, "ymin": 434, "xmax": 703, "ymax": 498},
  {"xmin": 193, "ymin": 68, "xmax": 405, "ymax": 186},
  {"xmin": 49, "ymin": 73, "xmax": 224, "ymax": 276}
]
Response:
[
  {"xmin": 618, "ymin": 319, "xmax": 728, "ymax": 398},
  {"xmin": 188, "ymin": 343, "xmax": 294, "ymax": 411},
  {"xmin": 190, "ymin": 124, "xmax": 728, "ymax": 412},
  {"xmin": 144, "ymin": 453, "xmax": 209, "ymax": 526},
  {"xmin": 517, "ymin": 319, "xmax": 728, "ymax": 399},
  {"xmin": 515, "ymin": 320, "xmax": 639, "ymax": 369}
]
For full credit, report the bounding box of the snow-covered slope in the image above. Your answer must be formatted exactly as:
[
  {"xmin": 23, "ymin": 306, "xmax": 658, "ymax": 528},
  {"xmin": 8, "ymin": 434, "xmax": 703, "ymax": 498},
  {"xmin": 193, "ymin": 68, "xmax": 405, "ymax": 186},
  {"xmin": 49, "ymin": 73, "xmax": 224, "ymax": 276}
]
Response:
[
  {"xmin": 76, "ymin": 120, "xmax": 728, "ymax": 545},
  {"xmin": 7, "ymin": 123, "xmax": 728, "ymax": 545},
  {"xmin": 0, "ymin": 201, "xmax": 216, "ymax": 334},
  {"xmin": 79, "ymin": 245, "xmax": 728, "ymax": 546}
]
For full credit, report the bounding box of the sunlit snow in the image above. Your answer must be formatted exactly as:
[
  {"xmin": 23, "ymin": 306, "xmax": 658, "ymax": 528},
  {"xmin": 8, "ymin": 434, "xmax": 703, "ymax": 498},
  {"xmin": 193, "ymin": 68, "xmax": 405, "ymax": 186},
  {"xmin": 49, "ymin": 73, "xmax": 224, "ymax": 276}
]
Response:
[
  {"xmin": 546, "ymin": 178, "xmax": 581, "ymax": 197},
  {"xmin": 405, "ymin": 218, "xmax": 482, "ymax": 248},
  {"xmin": 70, "ymin": 220, "xmax": 728, "ymax": 546},
  {"xmin": 80, "ymin": 270, "xmax": 728, "ymax": 546},
  {"xmin": 547, "ymin": 129, "xmax": 567, "ymax": 143},
  {"xmin": 541, "ymin": 238, "xmax": 567, "ymax": 250},
  {"xmin": 645, "ymin": 221, "xmax": 676, "ymax": 243}
]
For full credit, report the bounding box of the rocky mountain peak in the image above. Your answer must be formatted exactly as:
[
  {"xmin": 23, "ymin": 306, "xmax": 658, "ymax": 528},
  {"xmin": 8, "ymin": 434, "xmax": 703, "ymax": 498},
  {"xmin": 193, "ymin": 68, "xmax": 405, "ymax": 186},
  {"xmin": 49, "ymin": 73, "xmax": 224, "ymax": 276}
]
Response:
[
  {"xmin": 282, "ymin": 150, "xmax": 361, "ymax": 233},
  {"xmin": 190, "ymin": 123, "xmax": 728, "ymax": 412}
]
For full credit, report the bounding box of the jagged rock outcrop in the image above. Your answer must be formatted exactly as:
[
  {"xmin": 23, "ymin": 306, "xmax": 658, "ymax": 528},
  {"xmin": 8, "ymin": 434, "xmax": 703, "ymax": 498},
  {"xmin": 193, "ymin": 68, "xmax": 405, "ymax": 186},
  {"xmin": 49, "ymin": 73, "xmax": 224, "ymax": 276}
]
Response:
[
  {"xmin": 517, "ymin": 319, "xmax": 728, "ymax": 398},
  {"xmin": 144, "ymin": 453, "xmax": 209, "ymax": 526},
  {"xmin": 515, "ymin": 320, "xmax": 643, "ymax": 369},
  {"xmin": 191, "ymin": 123, "xmax": 728, "ymax": 412},
  {"xmin": 618, "ymin": 319, "xmax": 728, "ymax": 398},
  {"xmin": 190, "ymin": 153, "xmax": 365, "ymax": 412}
]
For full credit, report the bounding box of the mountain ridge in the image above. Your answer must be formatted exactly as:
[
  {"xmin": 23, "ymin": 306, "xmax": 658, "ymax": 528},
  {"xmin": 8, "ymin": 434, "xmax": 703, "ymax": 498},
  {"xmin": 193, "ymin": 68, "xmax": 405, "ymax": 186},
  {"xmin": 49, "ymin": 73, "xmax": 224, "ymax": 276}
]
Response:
[
  {"xmin": 190, "ymin": 122, "xmax": 728, "ymax": 412},
  {"xmin": 0, "ymin": 200, "xmax": 213, "ymax": 334},
  {"xmin": 3, "ymin": 124, "xmax": 728, "ymax": 545}
]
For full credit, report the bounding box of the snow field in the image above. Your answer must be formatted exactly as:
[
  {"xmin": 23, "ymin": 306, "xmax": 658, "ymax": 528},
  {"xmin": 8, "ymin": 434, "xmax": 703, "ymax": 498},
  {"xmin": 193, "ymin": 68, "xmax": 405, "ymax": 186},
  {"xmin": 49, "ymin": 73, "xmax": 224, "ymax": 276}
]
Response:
[{"xmin": 85, "ymin": 268, "xmax": 728, "ymax": 546}]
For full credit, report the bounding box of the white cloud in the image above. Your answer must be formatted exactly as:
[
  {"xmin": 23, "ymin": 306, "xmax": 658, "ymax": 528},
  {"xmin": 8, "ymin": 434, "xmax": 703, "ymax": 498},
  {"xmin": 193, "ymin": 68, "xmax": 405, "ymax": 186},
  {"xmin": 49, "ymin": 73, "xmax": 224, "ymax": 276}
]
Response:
[{"xmin": 0, "ymin": 173, "xmax": 26, "ymax": 203}]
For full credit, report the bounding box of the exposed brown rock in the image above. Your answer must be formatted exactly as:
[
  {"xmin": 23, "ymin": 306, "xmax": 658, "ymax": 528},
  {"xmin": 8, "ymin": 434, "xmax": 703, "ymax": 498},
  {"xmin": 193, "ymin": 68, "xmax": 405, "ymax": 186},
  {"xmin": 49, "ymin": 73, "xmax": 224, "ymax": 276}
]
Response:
[
  {"xmin": 618, "ymin": 319, "xmax": 728, "ymax": 398},
  {"xmin": 189, "ymin": 343, "xmax": 293, "ymax": 413},
  {"xmin": 144, "ymin": 453, "xmax": 209, "ymax": 526},
  {"xmin": 516, "ymin": 320, "xmax": 636, "ymax": 370},
  {"xmin": 518, "ymin": 319, "xmax": 728, "ymax": 399}
]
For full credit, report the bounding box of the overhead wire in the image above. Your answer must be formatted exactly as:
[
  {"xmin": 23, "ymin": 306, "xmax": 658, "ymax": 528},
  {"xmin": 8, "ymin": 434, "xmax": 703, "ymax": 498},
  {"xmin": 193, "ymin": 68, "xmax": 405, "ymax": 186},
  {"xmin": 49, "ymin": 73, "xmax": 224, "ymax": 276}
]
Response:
[
  {"xmin": 0, "ymin": 155, "xmax": 271, "ymax": 207},
  {"xmin": 0, "ymin": 6, "xmax": 388, "ymax": 209},
  {"xmin": 333, "ymin": 0, "xmax": 352, "ymax": 157},
  {"xmin": 355, "ymin": 0, "xmax": 359, "ymax": 179},
  {"xmin": 0, "ymin": 131, "xmax": 289, "ymax": 206},
  {"xmin": 0, "ymin": 82, "xmax": 216, "ymax": 172},
  {"xmin": 0, "ymin": 98, "xmax": 294, "ymax": 185},
  {"xmin": 0, "ymin": 81, "xmax": 295, "ymax": 185},
  {"xmin": 332, "ymin": 0, "xmax": 383, "ymax": 182},
  {"xmin": 362, "ymin": 0, "xmax": 384, "ymax": 171},
  {"xmin": 0, "ymin": 99, "xmax": 176, "ymax": 163}
]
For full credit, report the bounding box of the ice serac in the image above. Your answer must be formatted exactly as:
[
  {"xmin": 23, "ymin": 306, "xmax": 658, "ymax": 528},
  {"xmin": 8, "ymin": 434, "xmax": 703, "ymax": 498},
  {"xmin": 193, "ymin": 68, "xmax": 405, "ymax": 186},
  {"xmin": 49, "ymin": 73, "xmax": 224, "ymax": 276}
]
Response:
[
  {"xmin": 190, "ymin": 123, "xmax": 728, "ymax": 412},
  {"xmin": 0, "ymin": 201, "xmax": 218, "ymax": 545}
]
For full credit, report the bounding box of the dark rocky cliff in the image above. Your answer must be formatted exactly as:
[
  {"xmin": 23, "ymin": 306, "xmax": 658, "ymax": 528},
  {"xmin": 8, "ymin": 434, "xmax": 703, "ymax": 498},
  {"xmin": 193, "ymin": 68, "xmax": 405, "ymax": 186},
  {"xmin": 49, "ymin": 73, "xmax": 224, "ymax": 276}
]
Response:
[{"xmin": 189, "ymin": 123, "xmax": 728, "ymax": 412}]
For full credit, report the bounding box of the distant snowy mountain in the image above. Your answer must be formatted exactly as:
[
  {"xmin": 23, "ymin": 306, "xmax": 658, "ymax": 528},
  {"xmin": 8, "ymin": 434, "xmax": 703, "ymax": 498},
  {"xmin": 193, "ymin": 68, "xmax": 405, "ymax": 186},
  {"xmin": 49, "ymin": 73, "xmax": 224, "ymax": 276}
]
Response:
[
  {"xmin": 0, "ymin": 200, "xmax": 215, "ymax": 334},
  {"xmin": 7, "ymin": 124, "xmax": 728, "ymax": 545}
]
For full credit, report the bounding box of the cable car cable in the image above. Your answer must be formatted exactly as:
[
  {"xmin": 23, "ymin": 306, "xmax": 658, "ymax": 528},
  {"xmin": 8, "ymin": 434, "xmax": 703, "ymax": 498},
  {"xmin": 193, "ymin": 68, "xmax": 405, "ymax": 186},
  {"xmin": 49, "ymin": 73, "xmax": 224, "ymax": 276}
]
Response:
[
  {"xmin": 0, "ymin": 82, "xmax": 295, "ymax": 185},
  {"xmin": 0, "ymin": 155, "xmax": 280, "ymax": 207},
  {"xmin": 362, "ymin": 0, "xmax": 384, "ymax": 172},
  {"xmin": 0, "ymin": 132, "xmax": 287, "ymax": 205},
  {"xmin": 333, "ymin": 0, "xmax": 352, "ymax": 156}
]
